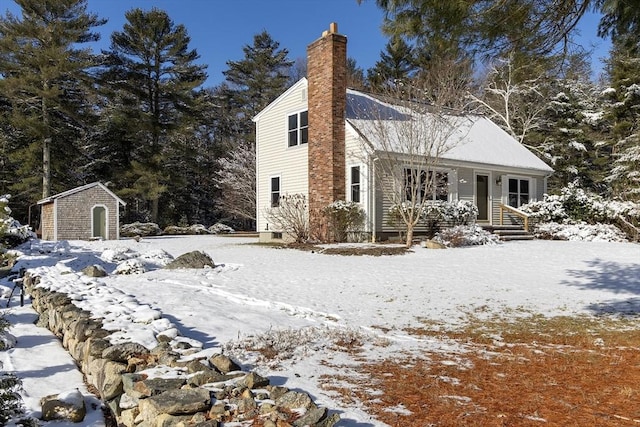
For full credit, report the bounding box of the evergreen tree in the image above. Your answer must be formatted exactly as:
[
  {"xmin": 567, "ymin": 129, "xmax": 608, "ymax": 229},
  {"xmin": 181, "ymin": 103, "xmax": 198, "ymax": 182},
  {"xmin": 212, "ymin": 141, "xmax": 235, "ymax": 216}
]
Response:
[
  {"xmin": 0, "ymin": 0, "xmax": 105, "ymax": 204},
  {"xmin": 223, "ymin": 30, "xmax": 293, "ymax": 129},
  {"xmin": 598, "ymin": 0, "xmax": 640, "ymax": 44},
  {"xmin": 347, "ymin": 57, "xmax": 367, "ymax": 91},
  {"xmin": 367, "ymin": 36, "xmax": 417, "ymax": 91},
  {"xmin": 368, "ymin": 0, "xmax": 591, "ymax": 62},
  {"xmin": 216, "ymin": 32, "xmax": 293, "ymax": 228},
  {"xmin": 100, "ymin": 7, "xmax": 208, "ymax": 224},
  {"xmin": 531, "ymin": 78, "xmax": 612, "ymax": 193},
  {"xmin": 602, "ymin": 35, "xmax": 640, "ymax": 201}
]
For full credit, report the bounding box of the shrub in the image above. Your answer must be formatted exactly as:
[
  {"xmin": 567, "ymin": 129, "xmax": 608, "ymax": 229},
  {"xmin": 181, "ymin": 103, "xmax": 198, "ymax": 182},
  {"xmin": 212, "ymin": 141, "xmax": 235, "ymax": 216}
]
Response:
[
  {"xmin": 0, "ymin": 195, "xmax": 34, "ymax": 249},
  {"xmin": 264, "ymin": 194, "xmax": 309, "ymax": 243},
  {"xmin": 0, "ymin": 314, "xmax": 27, "ymax": 425},
  {"xmin": 426, "ymin": 200, "xmax": 479, "ymax": 226},
  {"xmin": 390, "ymin": 200, "xmax": 480, "ymax": 239},
  {"xmin": 323, "ymin": 200, "xmax": 366, "ymax": 242},
  {"xmin": 521, "ymin": 183, "xmax": 640, "ymax": 241},
  {"xmin": 533, "ymin": 222, "xmax": 628, "ymax": 242},
  {"xmin": 433, "ymin": 225, "xmax": 499, "ymax": 247}
]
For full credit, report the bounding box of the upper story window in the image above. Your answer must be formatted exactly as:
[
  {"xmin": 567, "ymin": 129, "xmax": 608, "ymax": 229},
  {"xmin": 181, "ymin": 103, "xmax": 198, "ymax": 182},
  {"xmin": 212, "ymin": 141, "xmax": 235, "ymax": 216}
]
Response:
[
  {"xmin": 404, "ymin": 168, "xmax": 449, "ymax": 203},
  {"xmin": 271, "ymin": 176, "xmax": 280, "ymax": 207},
  {"xmin": 288, "ymin": 111, "xmax": 308, "ymax": 147},
  {"xmin": 508, "ymin": 178, "xmax": 529, "ymax": 208},
  {"xmin": 350, "ymin": 166, "xmax": 361, "ymax": 203}
]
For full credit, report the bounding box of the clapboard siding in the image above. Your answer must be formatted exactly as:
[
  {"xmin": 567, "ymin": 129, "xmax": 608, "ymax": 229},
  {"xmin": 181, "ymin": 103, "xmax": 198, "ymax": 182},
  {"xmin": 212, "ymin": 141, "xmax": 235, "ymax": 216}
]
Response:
[{"xmin": 255, "ymin": 80, "xmax": 309, "ymax": 236}]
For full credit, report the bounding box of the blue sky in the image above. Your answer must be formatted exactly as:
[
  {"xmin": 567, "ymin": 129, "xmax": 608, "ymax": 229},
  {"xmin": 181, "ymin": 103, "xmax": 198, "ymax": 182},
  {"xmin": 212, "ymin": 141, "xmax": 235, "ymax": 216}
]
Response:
[{"xmin": 2, "ymin": 0, "xmax": 611, "ymax": 87}]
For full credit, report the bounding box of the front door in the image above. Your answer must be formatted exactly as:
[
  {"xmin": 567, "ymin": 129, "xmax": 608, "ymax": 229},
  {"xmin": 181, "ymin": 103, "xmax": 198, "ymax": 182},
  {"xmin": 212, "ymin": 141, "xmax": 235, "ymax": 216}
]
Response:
[
  {"xmin": 92, "ymin": 206, "xmax": 107, "ymax": 239},
  {"xmin": 476, "ymin": 174, "xmax": 489, "ymax": 222}
]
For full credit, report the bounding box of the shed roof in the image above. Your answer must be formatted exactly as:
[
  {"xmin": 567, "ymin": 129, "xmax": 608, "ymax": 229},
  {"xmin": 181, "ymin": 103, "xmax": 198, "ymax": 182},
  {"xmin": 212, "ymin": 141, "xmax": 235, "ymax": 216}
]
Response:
[{"xmin": 37, "ymin": 182, "xmax": 126, "ymax": 206}]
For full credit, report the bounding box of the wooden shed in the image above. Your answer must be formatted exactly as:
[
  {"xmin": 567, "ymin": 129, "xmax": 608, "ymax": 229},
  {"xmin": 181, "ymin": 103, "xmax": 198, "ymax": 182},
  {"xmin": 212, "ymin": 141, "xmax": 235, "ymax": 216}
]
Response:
[{"xmin": 37, "ymin": 182, "xmax": 126, "ymax": 241}]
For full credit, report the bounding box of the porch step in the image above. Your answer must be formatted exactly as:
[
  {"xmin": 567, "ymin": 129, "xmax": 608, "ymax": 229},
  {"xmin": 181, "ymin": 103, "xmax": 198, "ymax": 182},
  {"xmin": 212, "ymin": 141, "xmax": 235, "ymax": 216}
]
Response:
[{"xmin": 482, "ymin": 225, "xmax": 535, "ymax": 241}]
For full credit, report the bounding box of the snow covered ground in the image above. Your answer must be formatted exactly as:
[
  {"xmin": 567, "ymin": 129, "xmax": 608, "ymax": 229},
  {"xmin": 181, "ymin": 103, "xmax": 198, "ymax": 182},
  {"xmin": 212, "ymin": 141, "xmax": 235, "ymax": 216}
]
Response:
[{"xmin": 0, "ymin": 235, "xmax": 638, "ymax": 426}]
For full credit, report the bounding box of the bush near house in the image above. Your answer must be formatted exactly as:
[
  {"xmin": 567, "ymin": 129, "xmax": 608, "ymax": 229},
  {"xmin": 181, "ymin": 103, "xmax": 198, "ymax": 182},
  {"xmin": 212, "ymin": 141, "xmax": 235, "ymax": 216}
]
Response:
[
  {"xmin": 389, "ymin": 200, "xmax": 480, "ymax": 239},
  {"xmin": 264, "ymin": 194, "xmax": 310, "ymax": 243},
  {"xmin": 323, "ymin": 200, "xmax": 366, "ymax": 242},
  {"xmin": 521, "ymin": 184, "xmax": 640, "ymax": 241}
]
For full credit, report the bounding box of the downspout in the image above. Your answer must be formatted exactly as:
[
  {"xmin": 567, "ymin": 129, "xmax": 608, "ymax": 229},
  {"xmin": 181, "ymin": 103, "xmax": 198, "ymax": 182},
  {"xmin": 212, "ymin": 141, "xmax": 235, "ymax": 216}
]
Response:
[
  {"xmin": 543, "ymin": 173, "xmax": 552, "ymax": 197},
  {"xmin": 371, "ymin": 156, "xmax": 378, "ymax": 243}
]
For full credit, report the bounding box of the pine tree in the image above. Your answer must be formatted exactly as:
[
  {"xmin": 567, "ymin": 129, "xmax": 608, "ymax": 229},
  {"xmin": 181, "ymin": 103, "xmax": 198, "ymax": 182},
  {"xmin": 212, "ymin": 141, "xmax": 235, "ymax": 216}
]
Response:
[
  {"xmin": 532, "ymin": 78, "xmax": 612, "ymax": 193},
  {"xmin": 100, "ymin": 7, "xmax": 208, "ymax": 224},
  {"xmin": 367, "ymin": 36, "xmax": 417, "ymax": 91},
  {"xmin": 223, "ymin": 31, "xmax": 293, "ymax": 128},
  {"xmin": 603, "ymin": 35, "xmax": 640, "ymax": 201},
  {"xmin": 216, "ymin": 32, "xmax": 293, "ymax": 228},
  {"xmin": 369, "ymin": 0, "xmax": 590, "ymax": 61},
  {"xmin": 0, "ymin": 0, "xmax": 105, "ymax": 201}
]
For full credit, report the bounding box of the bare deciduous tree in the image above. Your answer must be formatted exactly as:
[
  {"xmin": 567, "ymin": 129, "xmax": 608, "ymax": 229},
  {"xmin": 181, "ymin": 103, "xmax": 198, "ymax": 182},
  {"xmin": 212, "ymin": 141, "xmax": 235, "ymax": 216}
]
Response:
[
  {"xmin": 468, "ymin": 56, "xmax": 547, "ymax": 152},
  {"xmin": 351, "ymin": 60, "xmax": 472, "ymax": 246},
  {"xmin": 264, "ymin": 194, "xmax": 309, "ymax": 243},
  {"xmin": 214, "ymin": 140, "xmax": 256, "ymax": 223}
]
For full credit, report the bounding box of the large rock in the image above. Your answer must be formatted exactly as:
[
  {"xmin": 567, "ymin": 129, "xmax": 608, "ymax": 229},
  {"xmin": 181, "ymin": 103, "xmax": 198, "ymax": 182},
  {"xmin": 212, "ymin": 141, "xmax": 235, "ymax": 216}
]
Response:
[
  {"xmin": 120, "ymin": 222, "xmax": 163, "ymax": 237},
  {"xmin": 103, "ymin": 342, "xmax": 150, "ymax": 363},
  {"xmin": 41, "ymin": 389, "xmax": 86, "ymax": 423},
  {"xmin": 81, "ymin": 265, "xmax": 107, "ymax": 277},
  {"xmin": 140, "ymin": 388, "xmax": 211, "ymax": 416},
  {"xmin": 276, "ymin": 391, "xmax": 312, "ymax": 410},
  {"xmin": 208, "ymin": 353, "xmax": 240, "ymax": 374},
  {"xmin": 164, "ymin": 251, "xmax": 215, "ymax": 270},
  {"xmin": 132, "ymin": 378, "xmax": 187, "ymax": 398},
  {"xmin": 89, "ymin": 359, "xmax": 126, "ymax": 401},
  {"xmin": 242, "ymin": 372, "xmax": 269, "ymax": 389}
]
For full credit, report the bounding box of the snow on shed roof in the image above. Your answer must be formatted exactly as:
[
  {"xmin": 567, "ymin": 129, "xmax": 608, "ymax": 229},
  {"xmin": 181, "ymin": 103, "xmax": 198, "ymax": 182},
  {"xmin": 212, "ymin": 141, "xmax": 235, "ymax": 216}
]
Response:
[
  {"xmin": 37, "ymin": 182, "xmax": 126, "ymax": 206},
  {"xmin": 346, "ymin": 89, "xmax": 553, "ymax": 174}
]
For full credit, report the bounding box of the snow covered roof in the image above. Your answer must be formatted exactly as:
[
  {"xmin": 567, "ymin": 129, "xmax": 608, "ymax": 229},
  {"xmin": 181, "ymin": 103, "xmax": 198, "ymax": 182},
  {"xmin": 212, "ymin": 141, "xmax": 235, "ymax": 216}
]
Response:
[
  {"xmin": 346, "ymin": 89, "xmax": 554, "ymax": 174},
  {"xmin": 37, "ymin": 182, "xmax": 126, "ymax": 206}
]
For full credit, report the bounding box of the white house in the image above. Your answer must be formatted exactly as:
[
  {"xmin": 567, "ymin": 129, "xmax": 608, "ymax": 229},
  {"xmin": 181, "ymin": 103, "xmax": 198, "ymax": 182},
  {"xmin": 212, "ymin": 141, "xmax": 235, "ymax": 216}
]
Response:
[{"xmin": 253, "ymin": 23, "xmax": 553, "ymax": 242}]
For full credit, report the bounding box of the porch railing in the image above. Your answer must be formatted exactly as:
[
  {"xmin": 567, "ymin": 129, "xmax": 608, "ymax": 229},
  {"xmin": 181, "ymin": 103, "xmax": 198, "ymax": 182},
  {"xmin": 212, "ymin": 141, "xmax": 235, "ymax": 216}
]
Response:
[{"xmin": 499, "ymin": 204, "xmax": 530, "ymax": 232}]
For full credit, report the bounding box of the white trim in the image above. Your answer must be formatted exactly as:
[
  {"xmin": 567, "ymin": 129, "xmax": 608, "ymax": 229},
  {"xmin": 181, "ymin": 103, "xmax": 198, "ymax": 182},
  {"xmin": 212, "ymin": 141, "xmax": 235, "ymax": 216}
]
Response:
[
  {"xmin": 253, "ymin": 78, "xmax": 307, "ymax": 122},
  {"xmin": 53, "ymin": 199, "xmax": 58, "ymax": 241},
  {"xmin": 285, "ymin": 109, "xmax": 309, "ymax": 148},
  {"xmin": 265, "ymin": 174, "xmax": 282, "ymax": 231},
  {"xmin": 37, "ymin": 182, "xmax": 125, "ymax": 206},
  {"xmin": 401, "ymin": 165, "xmax": 453, "ymax": 203},
  {"xmin": 502, "ymin": 175, "xmax": 534, "ymax": 207},
  {"xmin": 347, "ymin": 163, "xmax": 364, "ymax": 204},
  {"xmin": 473, "ymin": 170, "xmax": 493, "ymax": 223},
  {"xmin": 91, "ymin": 204, "xmax": 109, "ymax": 239},
  {"xmin": 269, "ymin": 174, "xmax": 281, "ymax": 208},
  {"xmin": 116, "ymin": 201, "xmax": 121, "ymax": 240}
]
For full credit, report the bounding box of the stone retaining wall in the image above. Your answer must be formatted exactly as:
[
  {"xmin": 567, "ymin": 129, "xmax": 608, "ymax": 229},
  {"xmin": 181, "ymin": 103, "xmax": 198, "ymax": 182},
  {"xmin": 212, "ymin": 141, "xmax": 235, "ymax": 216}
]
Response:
[{"xmin": 23, "ymin": 274, "xmax": 339, "ymax": 427}]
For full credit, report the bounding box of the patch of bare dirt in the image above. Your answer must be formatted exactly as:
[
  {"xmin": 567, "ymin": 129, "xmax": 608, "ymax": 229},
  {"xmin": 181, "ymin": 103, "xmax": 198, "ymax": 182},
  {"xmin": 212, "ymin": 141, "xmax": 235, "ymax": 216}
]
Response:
[{"xmin": 286, "ymin": 243, "xmax": 410, "ymax": 256}]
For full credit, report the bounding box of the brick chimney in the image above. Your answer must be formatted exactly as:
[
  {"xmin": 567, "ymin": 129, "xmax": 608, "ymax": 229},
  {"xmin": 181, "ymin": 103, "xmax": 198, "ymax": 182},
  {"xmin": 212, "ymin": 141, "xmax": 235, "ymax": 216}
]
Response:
[{"xmin": 307, "ymin": 22, "xmax": 347, "ymax": 240}]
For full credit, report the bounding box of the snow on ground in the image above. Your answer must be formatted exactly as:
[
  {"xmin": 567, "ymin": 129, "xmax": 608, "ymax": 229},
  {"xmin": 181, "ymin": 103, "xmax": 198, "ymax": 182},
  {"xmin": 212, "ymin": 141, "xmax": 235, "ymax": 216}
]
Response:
[{"xmin": 1, "ymin": 235, "xmax": 639, "ymax": 426}]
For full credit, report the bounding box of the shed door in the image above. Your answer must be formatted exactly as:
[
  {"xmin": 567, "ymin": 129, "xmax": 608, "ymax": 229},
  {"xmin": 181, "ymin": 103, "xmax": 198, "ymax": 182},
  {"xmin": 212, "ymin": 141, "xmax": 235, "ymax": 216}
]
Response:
[{"xmin": 92, "ymin": 206, "xmax": 107, "ymax": 239}]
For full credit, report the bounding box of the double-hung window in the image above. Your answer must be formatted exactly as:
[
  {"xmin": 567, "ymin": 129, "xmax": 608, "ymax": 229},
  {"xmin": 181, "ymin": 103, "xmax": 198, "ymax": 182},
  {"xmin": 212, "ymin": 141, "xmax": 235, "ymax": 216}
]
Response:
[
  {"xmin": 288, "ymin": 111, "xmax": 308, "ymax": 147},
  {"xmin": 508, "ymin": 178, "xmax": 529, "ymax": 207},
  {"xmin": 404, "ymin": 168, "xmax": 448, "ymax": 202},
  {"xmin": 270, "ymin": 176, "xmax": 280, "ymax": 207},
  {"xmin": 350, "ymin": 166, "xmax": 361, "ymax": 203}
]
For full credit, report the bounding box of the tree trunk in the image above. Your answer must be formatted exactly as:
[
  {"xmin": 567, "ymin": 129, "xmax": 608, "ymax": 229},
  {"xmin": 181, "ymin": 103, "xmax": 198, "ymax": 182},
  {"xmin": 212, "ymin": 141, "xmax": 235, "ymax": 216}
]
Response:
[
  {"xmin": 42, "ymin": 87, "xmax": 51, "ymax": 199},
  {"xmin": 405, "ymin": 223, "xmax": 414, "ymax": 248},
  {"xmin": 151, "ymin": 197, "xmax": 159, "ymax": 224}
]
